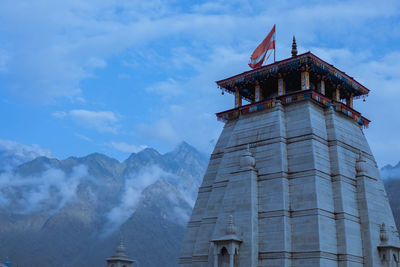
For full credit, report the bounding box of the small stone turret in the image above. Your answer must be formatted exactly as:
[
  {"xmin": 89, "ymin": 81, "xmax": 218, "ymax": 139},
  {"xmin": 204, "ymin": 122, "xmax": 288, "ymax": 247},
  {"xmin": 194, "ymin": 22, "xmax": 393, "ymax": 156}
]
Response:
[
  {"xmin": 226, "ymin": 215, "xmax": 237, "ymax": 235},
  {"xmin": 116, "ymin": 237, "xmax": 126, "ymax": 256},
  {"xmin": 105, "ymin": 236, "xmax": 135, "ymax": 267},
  {"xmin": 378, "ymin": 222, "xmax": 400, "ymax": 265},
  {"xmin": 210, "ymin": 215, "xmax": 242, "ymax": 267}
]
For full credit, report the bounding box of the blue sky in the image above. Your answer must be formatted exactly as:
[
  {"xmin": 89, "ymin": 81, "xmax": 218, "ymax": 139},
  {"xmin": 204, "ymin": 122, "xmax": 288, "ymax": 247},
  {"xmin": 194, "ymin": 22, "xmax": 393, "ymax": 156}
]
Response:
[{"xmin": 1, "ymin": 0, "xmax": 400, "ymax": 166}]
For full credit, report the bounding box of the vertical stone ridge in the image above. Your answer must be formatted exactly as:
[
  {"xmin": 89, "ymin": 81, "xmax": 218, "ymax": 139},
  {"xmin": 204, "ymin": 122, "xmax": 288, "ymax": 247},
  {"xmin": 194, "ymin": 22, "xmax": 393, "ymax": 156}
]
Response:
[
  {"xmin": 307, "ymin": 101, "xmax": 337, "ymax": 264},
  {"xmin": 278, "ymin": 100, "xmax": 292, "ymax": 266},
  {"xmin": 355, "ymin": 152, "xmax": 374, "ymax": 265},
  {"xmin": 246, "ymin": 145, "xmax": 259, "ymax": 267},
  {"xmin": 325, "ymin": 105, "xmax": 349, "ymax": 266}
]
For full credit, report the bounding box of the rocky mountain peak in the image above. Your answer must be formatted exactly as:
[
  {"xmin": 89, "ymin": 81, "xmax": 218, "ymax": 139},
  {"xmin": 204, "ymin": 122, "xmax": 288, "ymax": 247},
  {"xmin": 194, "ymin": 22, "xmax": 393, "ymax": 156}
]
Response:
[
  {"xmin": 0, "ymin": 141, "xmax": 207, "ymax": 267},
  {"xmin": 15, "ymin": 156, "xmax": 61, "ymax": 176},
  {"xmin": 166, "ymin": 142, "xmax": 206, "ymax": 165},
  {"xmin": 84, "ymin": 152, "xmax": 119, "ymax": 162},
  {"xmin": 381, "ymin": 161, "xmax": 400, "ymax": 180}
]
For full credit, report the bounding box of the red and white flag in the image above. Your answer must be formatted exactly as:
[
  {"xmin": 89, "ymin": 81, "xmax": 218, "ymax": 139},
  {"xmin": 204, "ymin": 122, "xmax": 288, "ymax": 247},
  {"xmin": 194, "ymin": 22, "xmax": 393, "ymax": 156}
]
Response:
[{"xmin": 248, "ymin": 25, "xmax": 276, "ymax": 69}]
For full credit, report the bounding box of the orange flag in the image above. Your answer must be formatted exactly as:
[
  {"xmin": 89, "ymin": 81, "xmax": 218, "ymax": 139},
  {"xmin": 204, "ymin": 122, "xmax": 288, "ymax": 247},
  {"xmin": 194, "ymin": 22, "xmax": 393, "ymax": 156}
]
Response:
[{"xmin": 249, "ymin": 25, "xmax": 276, "ymax": 69}]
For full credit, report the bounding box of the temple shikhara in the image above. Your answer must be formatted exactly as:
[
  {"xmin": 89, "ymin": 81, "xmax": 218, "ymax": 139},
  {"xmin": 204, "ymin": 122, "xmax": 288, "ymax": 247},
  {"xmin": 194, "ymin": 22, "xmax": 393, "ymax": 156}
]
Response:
[{"xmin": 179, "ymin": 36, "xmax": 400, "ymax": 266}]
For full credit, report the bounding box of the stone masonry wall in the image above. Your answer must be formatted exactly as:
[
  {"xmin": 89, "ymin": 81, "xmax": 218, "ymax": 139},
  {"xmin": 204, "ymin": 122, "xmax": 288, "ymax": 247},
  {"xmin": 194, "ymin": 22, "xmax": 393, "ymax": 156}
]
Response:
[{"xmin": 179, "ymin": 99, "xmax": 399, "ymax": 267}]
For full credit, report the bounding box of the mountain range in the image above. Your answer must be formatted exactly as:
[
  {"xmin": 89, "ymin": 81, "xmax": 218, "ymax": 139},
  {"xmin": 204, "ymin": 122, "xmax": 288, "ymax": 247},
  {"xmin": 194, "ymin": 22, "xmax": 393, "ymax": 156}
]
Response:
[
  {"xmin": 381, "ymin": 162, "xmax": 400, "ymax": 232},
  {"xmin": 0, "ymin": 142, "xmax": 399, "ymax": 266},
  {"xmin": 0, "ymin": 142, "xmax": 207, "ymax": 267}
]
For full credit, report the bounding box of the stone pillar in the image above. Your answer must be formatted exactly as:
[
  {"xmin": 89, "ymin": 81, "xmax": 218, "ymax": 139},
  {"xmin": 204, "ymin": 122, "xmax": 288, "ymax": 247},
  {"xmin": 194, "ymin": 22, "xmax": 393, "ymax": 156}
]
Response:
[
  {"xmin": 229, "ymin": 252, "xmax": 234, "ymax": 267},
  {"xmin": 301, "ymin": 71, "xmax": 310, "ymax": 90},
  {"xmin": 278, "ymin": 78, "xmax": 285, "ymax": 96},
  {"xmin": 255, "ymin": 81, "xmax": 262, "ymax": 102},
  {"xmin": 320, "ymin": 79, "xmax": 325, "ymax": 95},
  {"xmin": 235, "ymin": 87, "xmax": 242, "ymax": 108},
  {"xmin": 214, "ymin": 247, "xmax": 218, "ymax": 267},
  {"xmin": 225, "ymin": 145, "xmax": 258, "ymax": 267}
]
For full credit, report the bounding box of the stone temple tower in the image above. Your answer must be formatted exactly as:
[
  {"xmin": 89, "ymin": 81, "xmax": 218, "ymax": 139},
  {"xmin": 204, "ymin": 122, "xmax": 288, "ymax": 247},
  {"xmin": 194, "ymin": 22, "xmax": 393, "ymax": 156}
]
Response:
[{"xmin": 179, "ymin": 42, "xmax": 400, "ymax": 266}]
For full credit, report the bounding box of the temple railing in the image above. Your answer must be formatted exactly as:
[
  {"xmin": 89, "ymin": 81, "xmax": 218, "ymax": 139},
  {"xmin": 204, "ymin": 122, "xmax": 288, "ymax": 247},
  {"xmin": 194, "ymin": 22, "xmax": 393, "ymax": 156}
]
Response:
[
  {"xmin": 216, "ymin": 89, "xmax": 370, "ymax": 128},
  {"xmin": 332, "ymin": 100, "xmax": 370, "ymax": 128}
]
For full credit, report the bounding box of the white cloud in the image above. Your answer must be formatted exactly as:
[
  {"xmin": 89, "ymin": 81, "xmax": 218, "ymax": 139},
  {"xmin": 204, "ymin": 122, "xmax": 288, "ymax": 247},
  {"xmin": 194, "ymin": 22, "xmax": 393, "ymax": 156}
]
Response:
[
  {"xmin": 286, "ymin": 1, "xmax": 399, "ymax": 21},
  {"xmin": 192, "ymin": 2, "xmax": 227, "ymax": 13},
  {"xmin": 166, "ymin": 190, "xmax": 191, "ymax": 224},
  {"xmin": 0, "ymin": 165, "xmax": 89, "ymax": 213},
  {"xmin": 137, "ymin": 118, "xmax": 180, "ymax": 146},
  {"xmin": 102, "ymin": 165, "xmax": 175, "ymax": 237},
  {"xmin": 0, "ymin": 140, "xmax": 53, "ymax": 170},
  {"xmin": 0, "ymin": 48, "xmax": 10, "ymax": 72},
  {"xmin": 86, "ymin": 57, "xmax": 107, "ymax": 68},
  {"xmin": 1, "ymin": 0, "xmax": 399, "ymax": 103},
  {"xmin": 52, "ymin": 111, "xmax": 67, "ymax": 118},
  {"xmin": 69, "ymin": 109, "xmax": 119, "ymax": 133},
  {"xmin": 145, "ymin": 78, "xmax": 183, "ymax": 96},
  {"xmin": 74, "ymin": 133, "xmax": 93, "ymax": 142},
  {"xmin": 110, "ymin": 142, "xmax": 147, "ymax": 153}
]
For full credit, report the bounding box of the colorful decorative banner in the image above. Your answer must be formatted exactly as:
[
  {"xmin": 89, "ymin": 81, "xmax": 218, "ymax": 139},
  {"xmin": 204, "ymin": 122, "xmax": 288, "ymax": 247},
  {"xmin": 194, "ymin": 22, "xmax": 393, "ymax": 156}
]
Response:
[{"xmin": 216, "ymin": 89, "xmax": 369, "ymax": 128}]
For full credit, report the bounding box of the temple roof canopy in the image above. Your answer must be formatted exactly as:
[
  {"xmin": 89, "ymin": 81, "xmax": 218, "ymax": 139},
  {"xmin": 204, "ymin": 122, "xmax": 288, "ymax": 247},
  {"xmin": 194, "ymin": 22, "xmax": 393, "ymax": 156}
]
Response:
[{"xmin": 216, "ymin": 52, "xmax": 370, "ymax": 101}]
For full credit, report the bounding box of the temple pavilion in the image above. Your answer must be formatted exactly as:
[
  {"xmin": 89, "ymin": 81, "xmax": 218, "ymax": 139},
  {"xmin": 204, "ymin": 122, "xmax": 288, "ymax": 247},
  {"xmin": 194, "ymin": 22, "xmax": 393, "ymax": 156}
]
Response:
[{"xmin": 216, "ymin": 39, "xmax": 370, "ymax": 128}]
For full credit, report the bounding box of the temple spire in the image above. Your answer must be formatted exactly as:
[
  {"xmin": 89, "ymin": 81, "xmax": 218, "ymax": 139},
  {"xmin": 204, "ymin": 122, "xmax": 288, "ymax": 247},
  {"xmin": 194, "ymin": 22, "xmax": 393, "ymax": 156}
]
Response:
[
  {"xmin": 105, "ymin": 235, "xmax": 135, "ymax": 267},
  {"xmin": 116, "ymin": 236, "xmax": 126, "ymax": 256},
  {"xmin": 291, "ymin": 36, "xmax": 298, "ymax": 57}
]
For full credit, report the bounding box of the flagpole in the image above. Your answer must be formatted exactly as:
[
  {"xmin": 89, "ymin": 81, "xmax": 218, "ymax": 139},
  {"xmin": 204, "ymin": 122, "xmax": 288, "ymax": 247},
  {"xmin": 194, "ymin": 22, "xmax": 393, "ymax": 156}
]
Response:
[{"xmin": 274, "ymin": 24, "xmax": 276, "ymax": 62}]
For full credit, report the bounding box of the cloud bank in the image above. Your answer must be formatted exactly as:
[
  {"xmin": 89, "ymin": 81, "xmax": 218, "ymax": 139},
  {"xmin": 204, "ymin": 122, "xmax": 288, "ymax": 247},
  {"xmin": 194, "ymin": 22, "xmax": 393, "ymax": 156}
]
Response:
[
  {"xmin": 53, "ymin": 109, "xmax": 120, "ymax": 133},
  {"xmin": 0, "ymin": 165, "xmax": 89, "ymax": 213},
  {"xmin": 102, "ymin": 165, "xmax": 176, "ymax": 237},
  {"xmin": 0, "ymin": 140, "xmax": 53, "ymax": 171}
]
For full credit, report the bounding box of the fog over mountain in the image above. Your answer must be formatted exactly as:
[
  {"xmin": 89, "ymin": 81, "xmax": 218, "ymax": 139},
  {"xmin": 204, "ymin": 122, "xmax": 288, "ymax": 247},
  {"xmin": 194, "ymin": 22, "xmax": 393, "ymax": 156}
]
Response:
[
  {"xmin": 0, "ymin": 140, "xmax": 53, "ymax": 172},
  {"xmin": 0, "ymin": 142, "xmax": 207, "ymax": 267}
]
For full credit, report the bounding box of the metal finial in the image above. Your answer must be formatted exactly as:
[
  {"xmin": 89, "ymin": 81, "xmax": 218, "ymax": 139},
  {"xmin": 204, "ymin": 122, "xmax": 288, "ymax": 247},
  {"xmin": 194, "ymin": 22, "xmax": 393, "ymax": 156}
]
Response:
[
  {"xmin": 116, "ymin": 235, "xmax": 126, "ymax": 256},
  {"xmin": 291, "ymin": 36, "xmax": 298, "ymax": 57}
]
